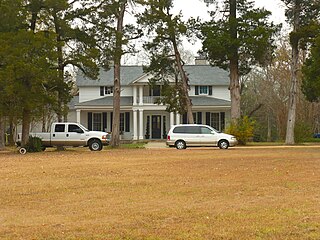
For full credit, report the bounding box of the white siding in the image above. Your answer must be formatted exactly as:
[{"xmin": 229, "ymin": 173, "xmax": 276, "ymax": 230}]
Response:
[
  {"xmin": 79, "ymin": 87, "xmax": 101, "ymax": 103},
  {"xmin": 189, "ymin": 85, "xmax": 230, "ymax": 101}
]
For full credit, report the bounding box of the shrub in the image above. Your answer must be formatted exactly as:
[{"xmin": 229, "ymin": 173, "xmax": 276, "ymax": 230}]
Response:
[
  {"xmin": 25, "ymin": 136, "xmax": 44, "ymax": 152},
  {"xmin": 294, "ymin": 121, "xmax": 313, "ymax": 143},
  {"xmin": 226, "ymin": 116, "xmax": 255, "ymax": 145}
]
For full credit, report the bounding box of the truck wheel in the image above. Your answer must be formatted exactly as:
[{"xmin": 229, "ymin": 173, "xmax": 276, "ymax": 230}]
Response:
[{"xmin": 89, "ymin": 139, "xmax": 102, "ymax": 151}]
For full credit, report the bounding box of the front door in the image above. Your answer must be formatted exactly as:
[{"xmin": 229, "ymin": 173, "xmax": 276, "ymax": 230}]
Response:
[{"xmin": 151, "ymin": 115, "xmax": 161, "ymax": 139}]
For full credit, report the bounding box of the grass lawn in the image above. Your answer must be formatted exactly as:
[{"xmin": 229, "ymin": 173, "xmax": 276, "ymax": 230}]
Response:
[{"xmin": 0, "ymin": 146, "xmax": 320, "ymax": 239}]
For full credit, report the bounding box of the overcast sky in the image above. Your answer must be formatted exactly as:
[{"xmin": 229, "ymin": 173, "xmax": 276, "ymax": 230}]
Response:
[
  {"xmin": 168, "ymin": 0, "xmax": 287, "ymax": 58},
  {"xmin": 126, "ymin": 0, "xmax": 288, "ymax": 64},
  {"xmin": 172, "ymin": 0, "xmax": 286, "ymax": 24}
]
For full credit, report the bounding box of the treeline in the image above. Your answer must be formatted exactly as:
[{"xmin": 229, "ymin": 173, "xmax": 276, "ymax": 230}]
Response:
[{"xmin": 0, "ymin": 0, "xmax": 320, "ymax": 150}]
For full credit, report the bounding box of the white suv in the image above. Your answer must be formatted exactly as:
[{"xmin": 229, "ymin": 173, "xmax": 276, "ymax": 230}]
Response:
[{"xmin": 166, "ymin": 124, "xmax": 237, "ymax": 150}]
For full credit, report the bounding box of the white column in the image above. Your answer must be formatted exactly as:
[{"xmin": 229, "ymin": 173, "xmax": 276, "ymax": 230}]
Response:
[
  {"xmin": 139, "ymin": 86, "xmax": 143, "ymax": 106},
  {"xmin": 139, "ymin": 109, "xmax": 144, "ymax": 140},
  {"xmin": 76, "ymin": 110, "xmax": 81, "ymax": 123},
  {"xmin": 133, "ymin": 110, "xmax": 138, "ymax": 140},
  {"xmin": 133, "ymin": 86, "xmax": 137, "ymax": 105},
  {"xmin": 170, "ymin": 112, "xmax": 175, "ymax": 127},
  {"xmin": 176, "ymin": 113, "xmax": 181, "ymax": 125}
]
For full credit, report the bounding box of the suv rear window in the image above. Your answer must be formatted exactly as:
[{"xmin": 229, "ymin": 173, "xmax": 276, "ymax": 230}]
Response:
[{"xmin": 173, "ymin": 126, "xmax": 201, "ymax": 134}]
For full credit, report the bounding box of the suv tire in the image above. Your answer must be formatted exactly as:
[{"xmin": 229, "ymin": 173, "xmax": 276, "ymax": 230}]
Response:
[
  {"xmin": 175, "ymin": 140, "xmax": 186, "ymax": 150},
  {"xmin": 218, "ymin": 140, "xmax": 229, "ymax": 149}
]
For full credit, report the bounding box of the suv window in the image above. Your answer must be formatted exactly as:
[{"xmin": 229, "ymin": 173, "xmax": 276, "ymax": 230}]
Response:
[
  {"xmin": 173, "ymin": 126, "xmax": 201, "ymax": 134},
  {"xmin": 54, "ymin": 124, "xmax": 65, "ymax": 132},
  {"xmin": 173, "ymin": 126, "xmax": 185, "ymax": 133},
  {"xmin": 185, "ymin": 126, "xmax": 201, "ymax": 134},
  {"xmin": 200, "ymin": 126, "xmax": 212, "ymax": 134}
]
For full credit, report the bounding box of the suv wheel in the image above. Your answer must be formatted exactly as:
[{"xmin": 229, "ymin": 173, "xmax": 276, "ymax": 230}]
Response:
[
  {"xmin": 218, "ymin": 140, "xmax": 229, "ymax": 149},
  {"xmin": 175, "ymin": 140, "xmax": 186, "ymax": 150}
]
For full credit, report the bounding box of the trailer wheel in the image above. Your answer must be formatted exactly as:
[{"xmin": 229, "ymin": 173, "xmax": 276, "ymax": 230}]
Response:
[
  {"xmin": 19, "ymin": 147, "xmax": 27, "ymax": 155},
  {"xmin": 89, "ymin": 139, "xmax": 102, "ymax": 151}
]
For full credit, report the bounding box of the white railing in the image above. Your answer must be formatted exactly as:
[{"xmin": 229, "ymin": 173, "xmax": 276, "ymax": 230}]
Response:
[
  {"xmin": 134, "ymin": 96, "xmax": 164, "ymax": 105},
  {"xmin": 143, "ymin": 96, "xmax": 163, "ymax": 104}
]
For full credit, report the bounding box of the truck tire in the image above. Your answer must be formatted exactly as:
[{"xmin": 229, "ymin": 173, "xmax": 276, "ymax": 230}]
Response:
[{"xmin": 89, "ymin": 139, "xmax": 102, "ymax": 151}]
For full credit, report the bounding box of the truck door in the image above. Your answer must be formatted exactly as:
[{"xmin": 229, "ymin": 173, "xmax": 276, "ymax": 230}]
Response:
[
  {"xmin": 66, "ymin": 124, "xmax": 86, "ymax": 146},
  {"xmin": 52, "ymin": 123, "xmax": 66, "ymax": 146}
]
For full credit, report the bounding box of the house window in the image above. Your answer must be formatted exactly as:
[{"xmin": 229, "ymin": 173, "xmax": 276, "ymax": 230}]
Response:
[
  {"xmin": 206, "ymin": 112, "xmax": 225, "ymax": 132},
  {"xmin": 93, "ymin": 113, "xmax": 102, "ymax": 131},
  {"xmin": 100, "ymin": 86, "xmax": 113, "ymax": 96},
  {"xmin": 195, "ymin": 86, "xmax": 212, "ymax": 95},
  {"xmin": 199, "ymin": 86, "xmax": 208, "ymax": 95},
  {"xmin": 120, "ymin": 112, "xmax": 130, "ymax": 133},
  {"xmin": 105, "ymin": 87, "xmax": 113, "ymax": 95}
]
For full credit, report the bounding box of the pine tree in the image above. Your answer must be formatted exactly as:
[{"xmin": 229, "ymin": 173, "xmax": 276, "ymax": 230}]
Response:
[
  {"xmin": 200, "ymin": 0, "xmax": 279, "ymax": 121},
  {"xmin": 91, "ymin": 0, "xmax": 141, "ymax": 147},
  {"xmin": 137, "ymin": 0, "xmax": 194, "ymax": 123}
]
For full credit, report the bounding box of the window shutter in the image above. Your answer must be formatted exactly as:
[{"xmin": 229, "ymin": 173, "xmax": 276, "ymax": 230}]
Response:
[
  {"xmin": 206, "ymin": 112, "xmax": 210, "ymax": 126},
  {"xmin": 125, "ymin": 112, "xmax": 130, "ymax": 132},
  {"xmin": 102, "ymin": 112, "xmax": 107, "ymax": 132},
  {"xmin": 100, "ymin": 86, "xmax": 104, "ymax": 96},
  {"xmin": 209, "ymin": 86, "xmax": 212, "ymax": 95},
  {"xmin": 220, "ymin": 112, "xmax": 225, "ymax": 131},
  {"xmin": 197, "ymin": 112, "xmax": 202, "ymax": 124},
  {"xmin": 195, "ymin": 86, "xmax": 199, "ymax": 95},
  {"xmin": 110, "ymin": 112, "xmax": 113, "ymax": 131},
  {"xmin": 182, "ymin": 113, "xmax": 187, "ymax": 124},
  {"xmin": 88, "ymin": 112, "xmax": 92, "ymax": 130}
]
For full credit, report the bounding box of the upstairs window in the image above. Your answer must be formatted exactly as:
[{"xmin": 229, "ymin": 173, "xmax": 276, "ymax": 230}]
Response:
[
  {"xmin": 100, "ymin": 86, "xmax": 114, "ymax": 96},
  {"xmin": 195, "ymin": 86, "xmax": 213, "ymax": 96},
  {"xmin": 199, "ymin": 86, "xmax": 208, "ymax": 95}
]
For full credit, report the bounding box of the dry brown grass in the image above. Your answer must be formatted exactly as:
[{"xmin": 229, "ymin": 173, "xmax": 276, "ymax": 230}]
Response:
[{"xmin": 0, "ymin": 146, "xmax": 320, "ymax": 240}]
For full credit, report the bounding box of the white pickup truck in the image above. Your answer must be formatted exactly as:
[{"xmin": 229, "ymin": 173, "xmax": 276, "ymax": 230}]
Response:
[{"xmin": 17, "ymin": 122, "xmax": 110, "ymax": 151}]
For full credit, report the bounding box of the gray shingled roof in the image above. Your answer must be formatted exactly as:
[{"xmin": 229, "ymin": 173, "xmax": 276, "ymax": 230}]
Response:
[
  {"xmin": 190, "ymin": 96, "xmax": 230, "ymax": 106},
  {"xmin": 77, "ymin": 65, "xmax": 229, "ymax": 87},
  {"xmin": 76, "ymin": 96, "xmax": 133, "ymax": 106},
  {"xmin": 74, "ymin": 96, "xmax": 230, "ymax": 107}
]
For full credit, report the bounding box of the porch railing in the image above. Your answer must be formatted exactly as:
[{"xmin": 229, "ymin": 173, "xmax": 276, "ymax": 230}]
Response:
[{"xmin": 134, "ymin": 96, "xmax": 165, "ymax": 105}]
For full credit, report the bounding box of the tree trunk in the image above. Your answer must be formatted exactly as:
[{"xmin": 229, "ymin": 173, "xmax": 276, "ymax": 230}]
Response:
[
  {"xmin": 267, "ymin": 113, "xmax": 272, "ymax": 142},
  {"xmin": 8, "ymin": 117, "xmax": 15, "ymax": 146},
  {"xmin": 110, "ymin": 1, "xmax": 126, "ymax": 147},
  {"xmin": 285, "ymin": 1, "xmax": 300, "ymax": 145},
  {"xmin": 229, "ymin": 0, "xmax": 241, "ymax": 122},
  {"xmin": 21, "ymin": 109, "xmax": 31, "ymax": 147},
  {"xmin": 172, "ymin": 37, "xmax": 194, "ymax": 124},
  {"xmin": 0, "ymin": 116, "xmax": 5, "ymax": 150},
  {"xmin": 53, "ymin": 10, "xmax": 65, "ymax": 123}
]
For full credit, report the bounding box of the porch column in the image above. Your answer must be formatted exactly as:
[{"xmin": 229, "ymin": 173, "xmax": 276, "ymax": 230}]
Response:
[
  {"xmin": 170, "ymin": 112, "xmax": 174, "ymax": 127},
  {"xmin": 139, "ymin": 85, "xmax": 143, "ymax": 106},
  {"xmin": 176, "ymin": 113, "xmax": 181, "ymax": 125},
  {"xmin": 76, "ymin": 110, "xmax": 81, "ymax": 123},
  {"xmin": 133, "ymin": 109, "xmax": 138, "ymax": 140},
  {"xmin": 133, "ymin": 86, "xmax": 137, "ymax": 105},
  {"xmin": 139, "ymin": 109, "xmax": 144, "ymax": 140}
]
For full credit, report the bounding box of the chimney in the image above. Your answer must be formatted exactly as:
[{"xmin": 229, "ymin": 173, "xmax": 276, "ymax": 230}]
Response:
[{"xmin": 195, "ymin": 55, "xmax": 208, "ymax": 65}]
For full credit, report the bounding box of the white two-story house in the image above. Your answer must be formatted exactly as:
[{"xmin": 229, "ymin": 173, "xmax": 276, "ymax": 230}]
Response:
[{"xmin": 69, "ymin": 64, "xmax": 231, "ymax": 140}]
